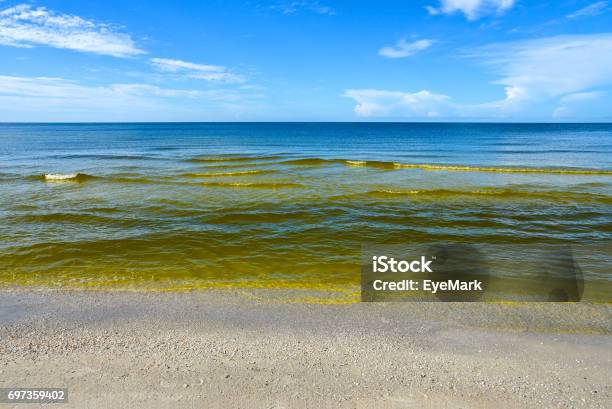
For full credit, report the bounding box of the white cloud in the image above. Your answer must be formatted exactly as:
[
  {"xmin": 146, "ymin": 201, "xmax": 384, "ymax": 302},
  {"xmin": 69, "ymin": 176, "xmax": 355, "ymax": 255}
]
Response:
[
  {"xmin": 553, "ymin": 91, "xmax": 604, "ymax": 118},
  {"xmin": 559, "ymin": 91, "xmax": 604, "ymax": 103},
  {"xmin": 379, "ymin": 39, "xmax": 435, "ymax": 58},
  {"xmin": 0, "ymin": 4, "xmax": 144, "ymax": 57},
  {"xmin": 269, "ymin": 1, "xmax": 335, "ymax": 15},
  {"xmin": 426, "ymin": 0, "xmax": 515, "ymax": 20},
  {"xmin": 0, "ymin": 75, "xmax": 266, "ymax": 121},
  {"xmin": 150, "ymin": 58, "xmax": 245, "ymax": 84},
  {"xmin": 0, "ymin": 75, "xmax": 194, "ymax": 120},
  {"xmin": 0, "ymin": 75, "xmax": 201, "ymax": 102},
  {"xmin": 343, "ymin": 89, "xmax": 451, "ymax": 118},
  {"xmin": 150, "ymin": 58, "xmax": 225, "ymax": 73},
  {"xmin": 472, "ymin": 34, "xmax": 612, "ymax": 110},
  {"xmin": 567, "ymin": 1, "xmax": 609, "ymax": 19},
  {"xmin": 345, "ymin": 34, "xmax": 612, "ymax": 119},
  {"xmin": 108, "ymin": 84, "xmax": 203, "ymax": 98}
]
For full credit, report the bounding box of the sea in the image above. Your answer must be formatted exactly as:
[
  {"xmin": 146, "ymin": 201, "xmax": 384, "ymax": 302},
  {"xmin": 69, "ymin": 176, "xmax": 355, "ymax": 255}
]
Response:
[{"xmin": 1, "ymin": 123, "xmax": 610, "ymax": 300}]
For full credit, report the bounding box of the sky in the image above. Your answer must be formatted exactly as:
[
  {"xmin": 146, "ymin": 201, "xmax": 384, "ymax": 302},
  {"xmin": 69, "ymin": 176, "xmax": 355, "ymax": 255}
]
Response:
[{"xmin": 0, "ymin": 0, "xmax": 611, "ymax": 122}]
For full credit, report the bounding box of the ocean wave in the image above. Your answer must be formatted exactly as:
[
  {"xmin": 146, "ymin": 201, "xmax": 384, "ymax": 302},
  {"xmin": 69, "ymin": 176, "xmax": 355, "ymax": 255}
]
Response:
[
  {"xmin": 187, "ymin": 155, "xmax": 282, "ymax": 163},
  {"xmin": 360, "ymin": 188, "xmax": 612, "ymax": 203},
  {"xmin": 281, "ymin": 158, "xmax": 343, "ymax": 166},
  {"xmin": 282, "ymin": 157, "xmax": 612, "ymax": 174},
  {"xmin": 201, "ymin": 181, "xmax": 303, "ymax": 188},
  {"xmin": 24, "ymin": 172, "xmax": 168, "ymax": 185},
  {"xmin": 180, "ymin": 170, "xmax": 277, "ymax": 177},
  {"xmin": 345, "ymin": 160, "xmax": 395, "ymax": 169},
  {"xmin": 10, "ymin": 212, "xmax": 140, "ymax": 226},
  {"xmin": 573, "ymin": 182, "xmax": 611, "ymax": 188},
  {"xmin": 49, "ymin": 154, "xmax": 162, "ymax": 161},
  {"xmin": 207, "ymin": 211, "xmax": 321, "ymax": 224},
  {"xmin": 390, "ymin": 163, "xmax": 612, "ymax": 174},
  {"xmin": 104, "ymin": 176, "xmax": 162, "ymax": 184},
  {"xmin": 40, "ymin": 173, "xmax": 98, "ymax": 182},
  {"xmin": 194, "ymin": 162, "xmax": 278, "ymax": 170}
]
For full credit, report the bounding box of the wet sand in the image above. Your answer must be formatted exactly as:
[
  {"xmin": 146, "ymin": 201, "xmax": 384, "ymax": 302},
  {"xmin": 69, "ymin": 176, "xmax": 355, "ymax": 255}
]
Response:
[{"xmin": 0, "ymin": 289, "xmax": 610, "ymax": 408}]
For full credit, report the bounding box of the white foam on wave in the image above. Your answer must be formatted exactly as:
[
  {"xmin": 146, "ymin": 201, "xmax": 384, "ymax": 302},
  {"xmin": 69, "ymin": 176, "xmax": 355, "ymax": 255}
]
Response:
[
  {"xmin": 44, "ymin": 173, "xmax": 79, "ymax": 180},
  {"xmin": 345, "ymin": 160, "xmax": 367, "ymax": 167}
]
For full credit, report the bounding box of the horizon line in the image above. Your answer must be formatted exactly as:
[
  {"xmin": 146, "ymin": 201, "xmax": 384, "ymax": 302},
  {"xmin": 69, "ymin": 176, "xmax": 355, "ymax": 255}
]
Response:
[{"xmin": 1, "ymin": 121, "xmax": 612, "ymax": 125}]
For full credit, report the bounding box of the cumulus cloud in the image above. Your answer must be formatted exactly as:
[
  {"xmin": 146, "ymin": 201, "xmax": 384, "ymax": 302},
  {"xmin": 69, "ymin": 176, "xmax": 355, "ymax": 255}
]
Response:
[
  {"xmin": 0, "ymin": 4, "xmax": 144, "ymax": 57},
  {"xmin": 426, "ymin": 0, "xmax": 515, "ymax": 20},
  {"xmin": 346, "ymin": 34, "xmax": 612, "ymax": 119},
  {"xmin": 567, "ymin": 1, "xmax": 609, "ymax": 19},
  {"xmin": 150, "ymin": 58, "xmax": 245, "ymax": 84},
  {"xmin": 343, "ymin": 89, "xmax": 451, "ymax": 118},
  {"xmin": 379, "ymin": 38, "xmax": 435, "ymax": 58}
]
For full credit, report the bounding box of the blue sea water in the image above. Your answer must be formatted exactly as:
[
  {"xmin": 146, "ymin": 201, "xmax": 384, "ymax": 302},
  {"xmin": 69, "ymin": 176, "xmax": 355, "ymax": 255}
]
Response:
[
  {"xmin": 0, "ymin": 123, "xmax": 610, "ymax": 297},
  {"xmin": 1, "ymin": 122, "xmax": 612, "ymax": 170}
]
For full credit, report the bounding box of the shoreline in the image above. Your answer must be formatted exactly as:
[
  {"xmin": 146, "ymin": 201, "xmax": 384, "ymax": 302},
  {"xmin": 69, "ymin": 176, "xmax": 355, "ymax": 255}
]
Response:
[{"xmin": 1, "ymin": 288, "xmax": 610, "ymax": 408}]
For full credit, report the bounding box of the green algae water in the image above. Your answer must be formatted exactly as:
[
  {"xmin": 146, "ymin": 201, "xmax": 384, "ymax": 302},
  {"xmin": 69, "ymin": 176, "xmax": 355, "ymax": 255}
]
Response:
[{"xmin": 0, "ymin": 123, "xmax": 610, "ymax": 300}]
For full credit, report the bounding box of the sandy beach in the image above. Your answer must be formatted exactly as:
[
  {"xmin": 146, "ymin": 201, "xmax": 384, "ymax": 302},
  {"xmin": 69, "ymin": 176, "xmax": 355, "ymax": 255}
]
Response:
[{"xmin": 0, "ymin": 289, "xmax": 610, "ymax": 408}]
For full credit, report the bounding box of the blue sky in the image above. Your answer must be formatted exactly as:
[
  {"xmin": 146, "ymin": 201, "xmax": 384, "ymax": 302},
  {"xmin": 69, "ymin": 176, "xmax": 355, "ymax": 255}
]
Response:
[{"xmin": 0, "ymin": 0, "xmax": 611, "ymax": 121}]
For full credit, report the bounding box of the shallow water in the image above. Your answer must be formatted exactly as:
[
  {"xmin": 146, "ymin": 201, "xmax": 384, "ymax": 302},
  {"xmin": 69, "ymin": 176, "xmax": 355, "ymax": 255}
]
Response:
[{"xmin": 1, "ymin": 123, "xmax": 610, "ymax": 296}]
